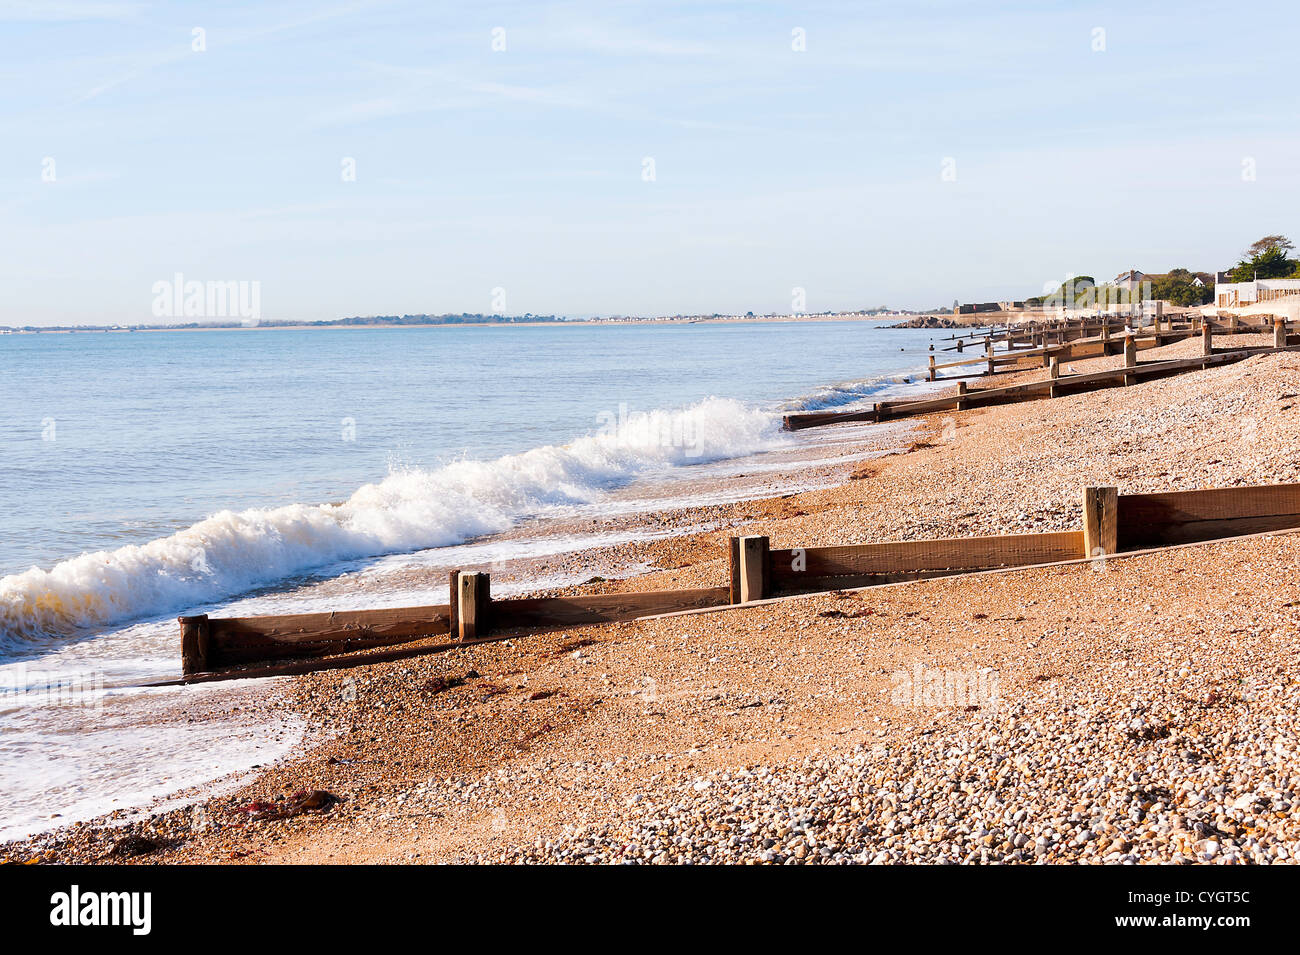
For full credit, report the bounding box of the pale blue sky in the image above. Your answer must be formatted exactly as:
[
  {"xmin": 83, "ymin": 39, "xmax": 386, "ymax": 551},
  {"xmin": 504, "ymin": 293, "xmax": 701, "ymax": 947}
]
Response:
[{"xmin": 3, "ymin": 0, "xmax": 1298, "ymax": 324}]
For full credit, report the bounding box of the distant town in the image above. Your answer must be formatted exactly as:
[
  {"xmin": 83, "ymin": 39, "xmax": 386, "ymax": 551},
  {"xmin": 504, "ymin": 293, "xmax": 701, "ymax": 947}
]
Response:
[{"xmin": 0, "ymin": 307, "xmax": 938, "ymax": 334}]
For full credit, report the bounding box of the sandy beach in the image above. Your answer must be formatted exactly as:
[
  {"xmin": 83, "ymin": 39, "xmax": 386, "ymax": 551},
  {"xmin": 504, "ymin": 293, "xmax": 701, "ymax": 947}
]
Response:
[{"xmin": 7, "ymin": 337, "xmax": 1300, "ymax": 865}]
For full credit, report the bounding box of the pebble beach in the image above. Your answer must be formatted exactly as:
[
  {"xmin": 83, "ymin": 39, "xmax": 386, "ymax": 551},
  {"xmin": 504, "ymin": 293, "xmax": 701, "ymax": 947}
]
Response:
[{"xmin": 6, "ymin": 339, "xmax": 1300, "ymax": 865}]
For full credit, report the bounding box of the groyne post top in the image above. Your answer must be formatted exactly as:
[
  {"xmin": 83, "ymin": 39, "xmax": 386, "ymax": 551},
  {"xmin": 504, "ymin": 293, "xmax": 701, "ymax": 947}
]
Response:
[
  {"xmin": 179, "ymin": 614, "xmax": 211, "ymax": 676},
  {"xmin": 738, "ymin": 535, "xmax": 770, "ymax": 603},
  {"xmin": 1082, "ymin": 486, "xmax": 1118, "ymax": 558},
  {"xmin": 457, "ymin": 571, "xmax": 491, "ymax": 640}
]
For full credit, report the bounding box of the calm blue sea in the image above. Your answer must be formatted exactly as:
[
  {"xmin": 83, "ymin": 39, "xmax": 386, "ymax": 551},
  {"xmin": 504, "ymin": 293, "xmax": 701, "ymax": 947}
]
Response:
[
  {"xmin": 0, "ymin": 319, "xmax": 948, "ymax": 840},
  {"xmin": 0, "ymin": 320, "xmax": 944, "ymax": 644}
]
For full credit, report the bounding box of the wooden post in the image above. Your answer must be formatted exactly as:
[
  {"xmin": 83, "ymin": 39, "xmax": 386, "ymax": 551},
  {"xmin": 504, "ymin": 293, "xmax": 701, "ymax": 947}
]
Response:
[
  {"xmin": 956, "ymin": 338, "xmax": 964, "ymax": 352},
  {"xmin": 1100, "ymin": 321, "xmax": 1111, "ymax": 355},
  {"xmin": 1048, "ymin": 357, "xmax": 1060, "ymax": 399},
  {"xmin": 180, "ymin": 614, "xmax": 212, "ymax": 676},
  {"xmin": 955, "ymin": 380, "xmax": 968, "ymax": 411},
  {"xmin": 1275, "ymin": 318, "xmax": 1287, "ymax": 349},
  {"xmin": 727, "ymin": 537, "xmax": 742, "ymax": 604},
  {"xmin": 1082, "ymin": 486, "xmax": 1118, "ymax": 559},
  {"xmin": 985, "ymin": 337, "xmax": 994, "ymax": 376},
  {"xmin": 457, "ymin": 571, "xmax": 491, "ymax": 640},
  {"xmin": 448, "ymin": 568, "xmax": 462, "ymax": 635},
  {"xmin": 1202, "ymin": 321, "xmax": 1212, "ymax": 357},
  {"xmin": 1123, "ymin": 334, "xmax": 1136, "ymax": 384},
  {"xmin": 738, "ymin": 535, "xmax": 769, "ymax": 603},
  {"xmin": 928, "ymin": 355, "xmax": 936, "ymax": 381}
]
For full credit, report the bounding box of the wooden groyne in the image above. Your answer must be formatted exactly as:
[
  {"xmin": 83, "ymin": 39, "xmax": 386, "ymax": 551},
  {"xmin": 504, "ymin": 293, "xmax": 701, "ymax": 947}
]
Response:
[
  {"xmin": 169, "ymin": 478, "xmax": 1300, "ymax": 684},
  {"xmin": 786, "ymin": 317, "xmax": 1295, "ymax": 431}
]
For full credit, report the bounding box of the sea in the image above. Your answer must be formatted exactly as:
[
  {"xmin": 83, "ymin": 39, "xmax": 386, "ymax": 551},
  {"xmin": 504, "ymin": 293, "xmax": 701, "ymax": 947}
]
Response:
[{"xmin": 0, "ymin": 318, "xmax": 960, "ymax": 841}]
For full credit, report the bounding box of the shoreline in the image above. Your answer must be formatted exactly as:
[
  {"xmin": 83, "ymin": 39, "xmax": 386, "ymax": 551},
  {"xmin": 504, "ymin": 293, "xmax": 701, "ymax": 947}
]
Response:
[
  {"xmin": 2, "ymin": 314, "xmax": 933, "ymax": 335},
  {"xmin": 7, "ymin": 338, "xmax": 1300, "ymax": 863},
  {"xmin": 0, "ymin": 375, "xmax": 929, "ymax": 844}
]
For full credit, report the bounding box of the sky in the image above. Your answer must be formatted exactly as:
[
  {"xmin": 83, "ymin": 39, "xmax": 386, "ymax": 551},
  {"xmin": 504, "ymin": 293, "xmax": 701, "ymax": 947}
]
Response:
[{"xmin": 2, "ymin": 0, "xmax": 1299, "ymax": 325}]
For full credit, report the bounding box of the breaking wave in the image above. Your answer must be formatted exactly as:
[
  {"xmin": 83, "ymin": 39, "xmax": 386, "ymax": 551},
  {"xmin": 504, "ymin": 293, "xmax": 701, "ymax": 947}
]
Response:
[
  {"xmin": 0, "ymin": 398, "xmax": 781, "ymax": 647},
  {"xmin": 781, "ymin": 370, "xmax": 930, "ymax": 412}
]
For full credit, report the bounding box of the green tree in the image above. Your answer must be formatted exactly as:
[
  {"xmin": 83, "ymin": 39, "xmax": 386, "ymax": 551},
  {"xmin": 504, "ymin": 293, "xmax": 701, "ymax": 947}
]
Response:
[
  {"xmin": 1246, "ymin": 235, "xmax": 1294, "ymax": 258},
  {"xmin": 1228, "ymin": 235, "xmax": 1296, "ymax": 281},
  {"xmin": 1150, "ymin": 267, "xmax": 1212, "ymax": 306},
  {"xmin": 1027, "ymin": 276, "xmax": 1097, "ymax": 307}
]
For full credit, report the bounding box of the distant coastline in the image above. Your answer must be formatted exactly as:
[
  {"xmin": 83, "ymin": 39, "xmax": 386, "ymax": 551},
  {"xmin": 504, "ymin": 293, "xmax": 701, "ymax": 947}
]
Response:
[{"xmin": 2, "ymin": 310, "xmax": 942, "ymax": 335}]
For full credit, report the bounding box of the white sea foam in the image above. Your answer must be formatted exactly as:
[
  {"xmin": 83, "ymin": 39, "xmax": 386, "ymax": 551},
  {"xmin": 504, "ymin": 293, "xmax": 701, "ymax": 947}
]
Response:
[
  {"xmin": 782, "ymin": 372, "xmax": 925, "ymax": 412},
  {"xmin": 0, "ymin": 398, "xmax": 781, "ymax": 648}
]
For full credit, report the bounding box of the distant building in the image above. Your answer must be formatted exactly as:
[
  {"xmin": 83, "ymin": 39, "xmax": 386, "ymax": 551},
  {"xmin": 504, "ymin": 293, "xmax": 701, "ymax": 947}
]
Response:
[
  {"xmin": 1191, "ymin": 276, "xmax": 1205, "ymax": 287},
  {"xmin": 1214, "ymin": 278, "xmax": 1300, "ymax": 308},
  {"xmin": 1112, "ymin": 269, "xmax": 1146, "ymax": 291}
]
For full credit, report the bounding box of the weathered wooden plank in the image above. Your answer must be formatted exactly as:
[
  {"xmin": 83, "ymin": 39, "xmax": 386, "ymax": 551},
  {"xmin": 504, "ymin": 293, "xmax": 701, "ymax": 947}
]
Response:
[
  {"xmin": 933, "ymin": 326, "xmax": 1192, "ymax": 372},
  {"xmin": 782, "ymin": 407, "xmax": 877, "ymax": 431},
  {"xmin": 457, "ymin": 571, "xmax": 490, "ymax": 640},
  {"xmin": 739, "ymin": 535, "xmax": 769, "ymax": 602},
  {"xmin": 728, "ymin": 536, "xmax": 742, "ymax": 604},
  {"xmin": 877, "ymin": 393, "xmax": 969, "ymax": 416},
  {"xmin": 491, "ymin": 587, "xmax": 731, "ymax": 630},
  {"xmin": 768, "ymin": 530, "xmax": 1083, "ymax": 584},
  {"xmin": 1051, "ymin": 339, "xmax": 1107, "ymax": 360},
  {"xmin": 1118, "ymin": 484, "xmax": 1300, "ymax": 548},
  {"xmin": 799, "ymin": 346, "xmax": 1300, "ymax": 429},
  {"xmin": 207, "ymin": 605, "xmax": 452, "ymax": 667},
  {"xmin": 161, "ymin": 630, "xmax": 519, "ymax": 686},
  {"xmin": 447, "ymin": 568, "xmax": 461, "ymax": 635},
  {"xmin": 772, "ymin": 568, "xmax": 983, "ymax": 591},
  {"xmin": 1082, "ymin": 486, "xmax": 1118, "ymax": 557}
]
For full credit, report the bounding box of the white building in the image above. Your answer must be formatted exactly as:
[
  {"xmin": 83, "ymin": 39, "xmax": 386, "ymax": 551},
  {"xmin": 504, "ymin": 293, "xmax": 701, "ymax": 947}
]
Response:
[
  {"xmin": 1112, "ymin": 269, "xmax": 1146, "ymax": 291},
  {"xmin": 1215, "ymin": 277, "xmax": 1300, "ymax": 308}
]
